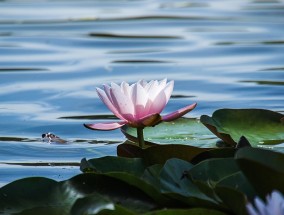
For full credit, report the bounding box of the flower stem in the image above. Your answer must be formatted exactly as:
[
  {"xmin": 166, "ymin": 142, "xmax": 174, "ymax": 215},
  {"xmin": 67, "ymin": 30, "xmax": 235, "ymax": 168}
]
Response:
[{"xmin": 137, "ymin": 127, "xmax": 145, "ymax": 148}]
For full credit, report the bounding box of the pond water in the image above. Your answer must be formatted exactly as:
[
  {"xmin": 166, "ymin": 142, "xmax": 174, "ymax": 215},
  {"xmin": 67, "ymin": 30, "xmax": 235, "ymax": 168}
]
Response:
[{"xmin": 0, "ymin": 0, "xmax": 283, "ymax": 186}]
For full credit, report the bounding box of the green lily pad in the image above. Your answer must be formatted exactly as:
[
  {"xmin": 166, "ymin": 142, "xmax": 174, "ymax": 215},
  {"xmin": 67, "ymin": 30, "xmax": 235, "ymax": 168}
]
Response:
[
  {"xmin": 141, "ymin": 164, "xmax": 163, "ymax": 189},
  {"xmin": 80, "ymin": 156, "xmax": 146, "ymax": 177},
  {"xmin": 121, "ymin": 118, "xmax": 219, "ymax": 148},
  {"xmin": 214, "ymin": 186, "xmax": 248, "ymax": 215},
  {"xmin": 79, "ymin": 156, "xmax": 170, "ymax": 205},
  {"xmin": 191, "ymin": 148, "xmax": 236, "ymax": 164},
  {"xmin": 117, "ymin": 143, "xmax": 208, "ymax": 165},
  {"xmin": 70, "ymin": 192, "xmax": 145, "ymax": 215},
  {"xmin": 158, "ymin": 158, "xmax": 223, "ymax": 210},
  {"xmin": 189, "ymin": 158, "xmax": 239, "ymax": 187},
  {"xmin": 188, "ymin": 157, "xmax": 240, "ymax": 204},
  {"xmin": 216, "ymin": 172, "xmax": 256, "ymax": 201},
  {"xmin": 236, "ymin": 147, "xmax": 284, "ymax": 197},
  {"xmin": 0, "ymin": 174, "xmax": 159, "ymax": 214},
  {"xmin": 144, "ymin": 208, "xmax": 228, "ymax": 215},
  {"xmin": 200, "ymin": 108, "xmax": 284, "ymax": 147}
]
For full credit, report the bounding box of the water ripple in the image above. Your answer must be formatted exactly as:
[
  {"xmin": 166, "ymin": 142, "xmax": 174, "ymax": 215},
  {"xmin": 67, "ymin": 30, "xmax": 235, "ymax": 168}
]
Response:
[{"xmin": 0, "ymin": 0, "xmax": 284, "ymax": 186}]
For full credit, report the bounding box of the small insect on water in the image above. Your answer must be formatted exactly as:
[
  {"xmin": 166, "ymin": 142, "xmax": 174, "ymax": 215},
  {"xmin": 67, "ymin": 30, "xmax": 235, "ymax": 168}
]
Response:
[{"xmin": 42, "ymin": 132, "xmax": 67, "ymax": 144}]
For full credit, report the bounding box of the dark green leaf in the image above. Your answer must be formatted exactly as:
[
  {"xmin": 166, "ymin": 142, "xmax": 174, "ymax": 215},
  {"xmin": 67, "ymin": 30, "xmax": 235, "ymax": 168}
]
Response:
[
  {"xmin": 200, "ymin": 109, "xmax": 284, "ymax": 147},
  {"xmin": 118, "ymin": 143, "xmax": 208, "ymax": 166},
  {"xmin": 142, "ymin": 144, "xmax": 207, "ymax": 166},
  {"xmin": 159, "ymin": 158, "xmax": 194, "ymax": 195},
  {"xmin": 80, "ymin": 156, "xmax": 146, "ymax": 177},
  {"xmin": 216, "ymin": 172, "xmax": 256, "ymax": 201},
  {"xmin": 159, "ymin": 159, "xmax": 221, "ymax": 209},
  {"xmin": 117, "ymin": 141, "xmax": 143, "ymax": 158},
  {"xmin": 0, "ymin": 173, "xmax": 159, "ymax": 214},
  {"xmin": 236, "ymin": 147, "xmax": 284, "ymax": 197},
  {"xmin": 70, "ymin": 193, "xmax": 115, "ymax": 215},
  {"xmin": 0, "ymin": 177, "xmax": 73, "ymax": 214},
  {"xmin": 188, "ymin": 158, "xmax": 239, "ymax": 203},
  {"xmin": 141, "ymin": 164, "xmax": 163, "ymax": 189},
  {"xmin": 67, "ymin": 173, "xmax": 158, "ymax": 213},
  {"xmin": 189, "ymin": 158, "xmax": 239, "ymax": 186},
  {"xmin": 144, "ymin": 208, "xmax": 228, "ymax": 215},
  {"xmin": 70, "ymin": 193, "xmax": 136, "ymax": 215},
  {"xmin": 191, "ymin": 148, "xmax": 236, "ymax": 164},
  {"xmin": 215, "ymin": 186, "xmax": 248, "ymax": 215},
  {"xmin": 105, "ymin": 172, "xmax": 170, "ymax": 205}
]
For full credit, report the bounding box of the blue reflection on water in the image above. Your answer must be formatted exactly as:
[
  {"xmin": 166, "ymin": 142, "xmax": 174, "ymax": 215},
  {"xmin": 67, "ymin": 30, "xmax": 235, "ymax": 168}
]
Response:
[{"xmin": 0, "ymin": 0, "xmax": 283, "ymax": 186}]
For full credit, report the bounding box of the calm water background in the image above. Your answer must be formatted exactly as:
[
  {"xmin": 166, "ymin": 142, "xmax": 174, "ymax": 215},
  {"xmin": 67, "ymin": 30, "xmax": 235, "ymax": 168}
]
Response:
[{"xmin": 0, "ymin": 0, "xmax": 283, "ymax": 186}]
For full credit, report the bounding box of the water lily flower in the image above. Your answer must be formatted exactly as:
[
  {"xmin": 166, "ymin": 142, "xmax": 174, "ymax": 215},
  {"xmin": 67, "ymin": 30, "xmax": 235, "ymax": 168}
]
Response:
[
  {"xmin": 247, "ymin": 190, "xmax": 284, "ymax": 215},
  {"xmin": 84, "ymin": 79, "xmax": 197, "ymax": 147}
]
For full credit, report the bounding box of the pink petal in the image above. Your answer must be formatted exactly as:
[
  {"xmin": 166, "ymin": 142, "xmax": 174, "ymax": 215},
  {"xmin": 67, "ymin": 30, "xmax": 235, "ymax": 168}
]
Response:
[
  {"xmin": 163, "ymin": 80, "xmax": 174, "ymax": 103},
  {"xmin": 147, "ymin": 89, "xmax": 167, "ymax": 115},
  {"xmin": 84, "ymin": 121, "xmax": 126, "ymax": 130},
  {"xmin": 147, "ymin": 79, "xmax": 171, "ymax": 106},
  {"xmin": 144, "ymin": 80, "xmax": 154, "ymax": 92},
  {"xmin": 138, "ymin": 80, "xmax": 147, "ymax": 87},
  {"xmin": 103, "ymin": 84, "xmax": 113, "ymax": 103},
  {"xmin": 147, "ymin": 80, "xmax": 159, "ymax": 99},
  {"xmin": 131, "ymin": 82, "xmax": 148, "ymax": 119},
  {"xmin": 121, "ymin": 82, "xmax": 131, "ymax": 99},
  {"xmin": 110, "ymin": 83, "xmax": 135, "ymax": 121},
  {"xmin": 96, "ymin": 88, "xmax": 126, "ymax": 121},
  {"xmin": 162, "ymin": 103, "xmax": 197, "ymax": 122},
  {"xmin": 159, "ymin": 78, "xmax": 167, "ymax": 88}
]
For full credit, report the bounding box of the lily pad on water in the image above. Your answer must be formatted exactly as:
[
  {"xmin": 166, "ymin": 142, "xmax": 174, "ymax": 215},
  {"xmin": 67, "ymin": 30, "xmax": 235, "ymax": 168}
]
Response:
[
  {"xmin": 200, "ymin": 109, "xmax": 284, "ymax": 147},
  {"xmin": 121, "ymin": 118, "xmax": 218, "ymax": 148}
]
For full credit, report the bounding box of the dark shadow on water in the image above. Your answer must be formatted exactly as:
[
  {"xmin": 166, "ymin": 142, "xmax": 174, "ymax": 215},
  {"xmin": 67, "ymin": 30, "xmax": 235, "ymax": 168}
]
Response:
[
  {"xmin": 260, "ymin": 67, "xmax": 284, "ymax": 71},
  {"xmin": 215, "ymin": 41, "xmax": 284, "ymax": 46},
  {"xmin": 111, "ymin": 60, "xmax": 173, "ymax": 64},
  {"xmin": 0, "ymin": 15, "xmax": 234, "ymax": 25},
  {"xmin": 0, "ymin": 137, "xmax": 38, "ymax": 142},
  {"xmin": 89, "ymin": 33, "xmax": 182, "ymax": 39},
  {"xmin": 0, "ymin": 68, "xmax": 48, "ymax": 72},
  {"xmin": 240, "ymin": 80, "xmax": 284, "ymax": 86},
  {"xmin": 59, "ymin": 114, "xmax": 118, "ymax": 120},
  {"xmin": 108, "ymin": 49, "xmax": 167, "ymax": 54},
  {"xmin": 171, "ymin": 94, "xmax": 196, "ymax": 99},
  {"xmin": 1, "ymin": 162, "xmax": 80, "ymax": 167}
]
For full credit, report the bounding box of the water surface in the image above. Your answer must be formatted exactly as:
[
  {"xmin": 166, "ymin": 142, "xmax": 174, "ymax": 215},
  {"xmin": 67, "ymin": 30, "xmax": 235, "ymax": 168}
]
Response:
[{"xmin": 0, "ymin": 0, "xmax": 283, "ymax": 186}]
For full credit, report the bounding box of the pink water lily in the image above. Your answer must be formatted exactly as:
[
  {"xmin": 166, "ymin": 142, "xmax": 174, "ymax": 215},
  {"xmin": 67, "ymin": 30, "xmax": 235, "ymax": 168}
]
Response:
[
  {"xmin": 247, "ymin": 190, "xmax": 284, "ymax": 215},
  {"xmin": 84, "ymin": 79, "xmax": 197, "ymax": 131}
]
